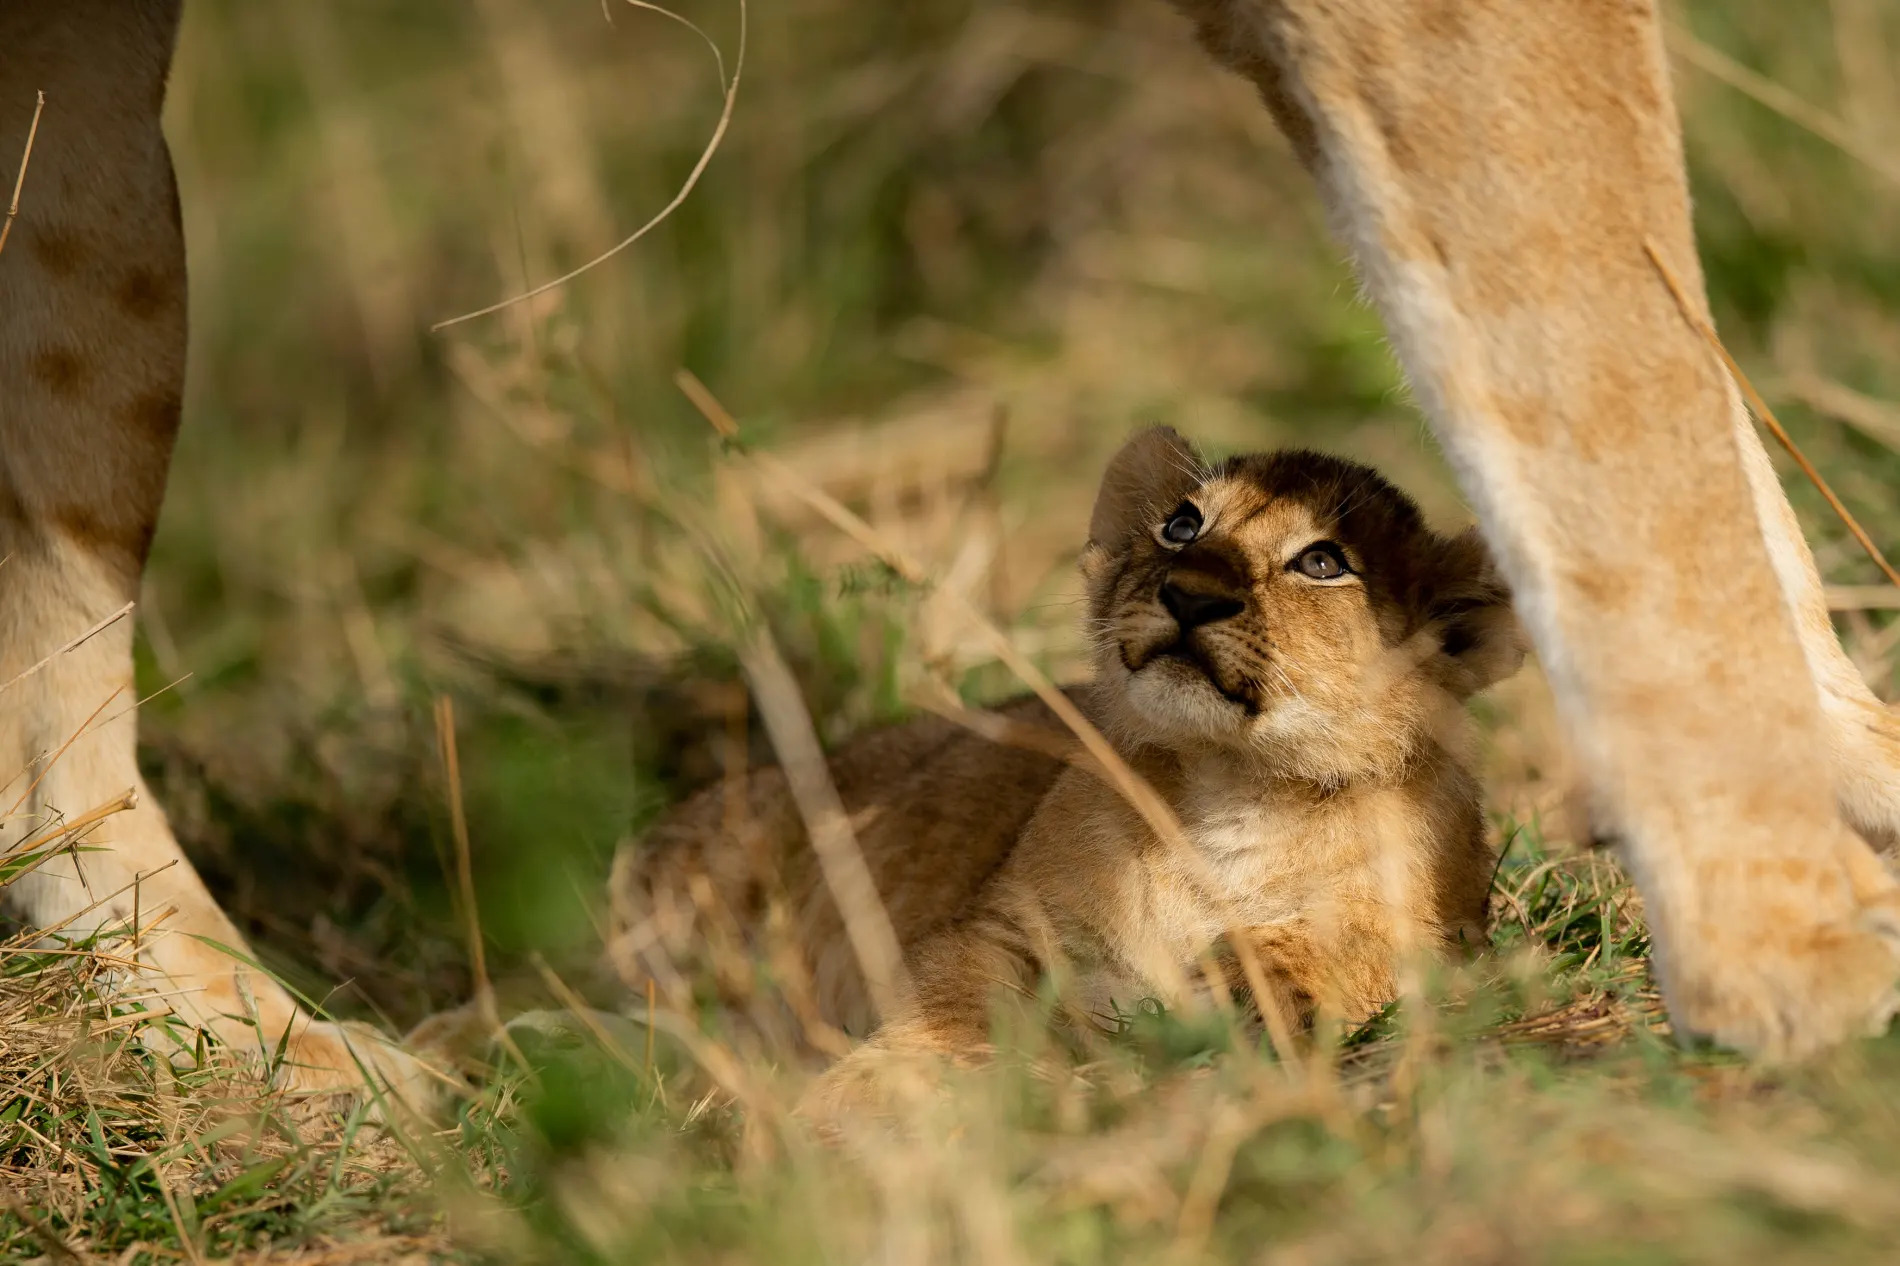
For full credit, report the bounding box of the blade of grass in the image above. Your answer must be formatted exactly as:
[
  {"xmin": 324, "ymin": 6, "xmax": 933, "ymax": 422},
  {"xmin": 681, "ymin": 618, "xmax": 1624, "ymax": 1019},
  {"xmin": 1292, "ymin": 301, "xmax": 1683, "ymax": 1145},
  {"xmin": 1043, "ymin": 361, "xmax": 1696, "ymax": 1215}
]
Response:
[
  {"xmin": 431, "ymin": 0, "xmax": 746, "ymax": 330},
  {"xmin": 1666, "ymin": 24, "xmax": 1900, "ymax": 189},
  {"xmin": 1646, "ymin": 238, "xmax": 1900, "ymax": 590},
  {"xmin": 433, "ymin": 695, "xmax": 528, "ymax": 1074},
  {"xmin": 1781, "ymin": 373, "xmax": 1900, "ymax": 455},
  {"xmin": 0, "ymin": 90, "xmax": 44, "ymax": 259},
  {"xmin": 737, "ymin": 621, "xmax": 910, "ymax": 1020},
  {"xmin": 0, "ymin": 601, "xmax": 135, "ymax": 698}
]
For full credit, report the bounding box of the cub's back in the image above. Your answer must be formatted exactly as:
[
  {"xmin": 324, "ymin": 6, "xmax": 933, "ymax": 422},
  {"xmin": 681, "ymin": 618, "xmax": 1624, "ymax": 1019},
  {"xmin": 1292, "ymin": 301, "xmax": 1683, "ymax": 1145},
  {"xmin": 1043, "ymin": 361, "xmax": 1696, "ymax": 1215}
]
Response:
[{"xmin": 608, "ymin": 692, "xmax": 1078, "ymax": 1036}]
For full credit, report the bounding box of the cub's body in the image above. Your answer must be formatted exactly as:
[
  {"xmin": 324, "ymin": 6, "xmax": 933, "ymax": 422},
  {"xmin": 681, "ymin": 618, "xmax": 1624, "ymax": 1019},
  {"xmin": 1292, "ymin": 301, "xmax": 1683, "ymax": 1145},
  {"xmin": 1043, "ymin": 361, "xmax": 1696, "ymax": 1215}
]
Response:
[
  {"xmin": 610, "ymin": 432, "xmax": 1522, "ymax": 1097},
  {"xmin": 898, "ymin": 699, "xmax": 1492, "ymax": 1053},
  {"xmin": 614, "ymin": 680, "xmax": 1488, "ymax": 1047}
]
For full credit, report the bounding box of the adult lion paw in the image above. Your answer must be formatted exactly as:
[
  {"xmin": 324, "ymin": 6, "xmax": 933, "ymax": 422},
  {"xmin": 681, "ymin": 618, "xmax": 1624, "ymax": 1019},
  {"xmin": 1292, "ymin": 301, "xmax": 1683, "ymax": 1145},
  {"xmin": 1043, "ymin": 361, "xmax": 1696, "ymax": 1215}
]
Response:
[{"xmin": 1658, "ymin": 851, "xmax": 1900, "ymax": 1061}]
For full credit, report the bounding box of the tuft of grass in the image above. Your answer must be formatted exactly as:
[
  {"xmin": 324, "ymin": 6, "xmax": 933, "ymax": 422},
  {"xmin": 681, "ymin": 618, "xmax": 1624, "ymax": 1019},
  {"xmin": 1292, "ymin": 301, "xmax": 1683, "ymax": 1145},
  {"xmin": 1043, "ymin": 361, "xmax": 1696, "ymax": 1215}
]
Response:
[{"xmin": 0, "ymin": 912, "xmax": 445, "ymax": 1262}]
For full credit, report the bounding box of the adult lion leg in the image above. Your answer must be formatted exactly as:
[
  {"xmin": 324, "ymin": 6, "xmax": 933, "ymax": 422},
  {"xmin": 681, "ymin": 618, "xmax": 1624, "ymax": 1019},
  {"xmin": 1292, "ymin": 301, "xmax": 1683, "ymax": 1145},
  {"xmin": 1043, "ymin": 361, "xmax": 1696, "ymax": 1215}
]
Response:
[
  {"xmin": 0, "ymin": 3, "xmax": 439, "ymax": 1107},
  {"xmin": 1173, "ymin": 0, "xmax": 1899, "ymax": 1057}
]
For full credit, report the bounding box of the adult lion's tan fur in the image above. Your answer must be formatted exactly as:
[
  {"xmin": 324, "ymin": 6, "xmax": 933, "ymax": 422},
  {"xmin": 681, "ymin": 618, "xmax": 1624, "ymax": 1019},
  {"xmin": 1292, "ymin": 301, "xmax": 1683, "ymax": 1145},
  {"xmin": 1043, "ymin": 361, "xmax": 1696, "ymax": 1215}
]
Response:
[{"xmin": 610, "ymin": 434, "xmax": 1523, "ymax": 1111}]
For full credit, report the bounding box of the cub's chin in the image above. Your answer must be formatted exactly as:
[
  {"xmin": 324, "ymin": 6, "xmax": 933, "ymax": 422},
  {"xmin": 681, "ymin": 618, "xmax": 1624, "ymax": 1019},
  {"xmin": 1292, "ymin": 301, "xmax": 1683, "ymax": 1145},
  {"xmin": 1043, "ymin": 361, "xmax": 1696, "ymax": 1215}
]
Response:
[{"xmin": 1115, "ymin": 654, "xmax": 1255, "ymax": 745}]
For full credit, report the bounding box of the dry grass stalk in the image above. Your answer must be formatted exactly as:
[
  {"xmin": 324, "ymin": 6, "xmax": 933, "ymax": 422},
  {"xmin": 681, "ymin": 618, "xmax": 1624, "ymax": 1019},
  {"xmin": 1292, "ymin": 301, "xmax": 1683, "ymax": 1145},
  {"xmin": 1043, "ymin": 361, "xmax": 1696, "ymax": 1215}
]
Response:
[
  {"xmin": 1827, "ymin": 585, "xmax": 1900, "ymax": 612},
  {"xmin": 8, "ymin": 687, "xmax": 127, "ymax": 825},
  {"xmin": 528, "ymin": 953, "xmax": 648, "ymax": 1078},
  {"xmin": 909, "ymin": 680, "xmax": 1088, "ymax": 766},
  {"xmin": 435, "ymin": 694, "xmax": 488, "ymax": 1010},
  {"xmin": 1646, "ymin": 238, "xmax": 1900, "ymax": 590},
  {"xmin": 660, "ymin": 370, "xmax": 915, "ymax": 1030},
  {"xmin": 0, "ymin": 88, "xmax": 44, "ymax": 259},
  {"xmin": 17, "ymin": 788, "xmax": 139, "ymax": 860},
  {"xmin": 1781, "ymin": 372, "xmax": 1900, "ymax": 454},
  {"xmin": 431, "ymin": 0, "xmax": 747, "ymax": 330},
  {"xmin": 433, "ymin": 695, "xmax": 527, "ymax": 1072},
  {"xmin": 1167, "ymin": 1100, "xmax": 1251, "ymax": 1262},
  {"xmin": 0, "ymin": 601, "xmax": 134, "ymax": 698},
  {"xmin": 738, "ymin": 625, "xmax": 911, "ymax": 1019},
  {"xmin": 1667, "ymin": 22, "xmax": 1900, "ymax": 188}
]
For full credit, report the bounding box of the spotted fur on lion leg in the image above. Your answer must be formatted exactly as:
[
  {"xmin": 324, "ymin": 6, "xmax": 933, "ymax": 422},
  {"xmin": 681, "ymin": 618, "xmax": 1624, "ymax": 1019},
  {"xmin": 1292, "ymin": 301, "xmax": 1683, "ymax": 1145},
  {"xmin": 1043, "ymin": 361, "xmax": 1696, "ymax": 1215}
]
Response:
[
  {"xmin": 1170, "ymin": 0, "xmax": 1900, "ymax": 1057},
  {"xmin": 0, "ymin": 2, "xmax": 440, "ymax": 1112}
]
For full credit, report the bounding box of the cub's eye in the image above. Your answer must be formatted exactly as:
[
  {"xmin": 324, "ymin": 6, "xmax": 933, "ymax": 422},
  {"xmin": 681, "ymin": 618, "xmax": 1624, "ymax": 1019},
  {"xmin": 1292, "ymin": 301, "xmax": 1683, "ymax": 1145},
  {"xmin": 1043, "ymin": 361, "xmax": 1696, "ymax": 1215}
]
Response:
[
  {"xmin": 1160, "ymin": 502, "xmax": 1202, "ymax": 546},
  {"xmin": 1292, "ymin": 541, "xmax": 1350, "ymax": 580}
]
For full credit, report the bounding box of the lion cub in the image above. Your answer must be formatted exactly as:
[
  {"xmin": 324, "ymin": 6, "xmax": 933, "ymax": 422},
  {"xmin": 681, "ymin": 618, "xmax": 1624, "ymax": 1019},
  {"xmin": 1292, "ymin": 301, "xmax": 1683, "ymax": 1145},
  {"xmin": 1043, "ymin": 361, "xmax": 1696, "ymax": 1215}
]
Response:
[{"xmin": 609, "ymin": 428, "xmax": 1522, "ymax": 1095}]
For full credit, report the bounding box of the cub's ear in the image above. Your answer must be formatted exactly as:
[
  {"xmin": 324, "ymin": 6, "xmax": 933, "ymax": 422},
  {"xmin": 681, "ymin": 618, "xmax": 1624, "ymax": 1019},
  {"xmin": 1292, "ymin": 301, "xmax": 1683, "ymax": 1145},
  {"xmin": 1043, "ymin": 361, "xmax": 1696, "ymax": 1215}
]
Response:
[
  {"xmin": 1427, "ymin": 526, "xmax": 1527, "ymax": 696},
  {"xmin": 1087, "ymin": 426, "xmax": 1206, "ymax": 549}
]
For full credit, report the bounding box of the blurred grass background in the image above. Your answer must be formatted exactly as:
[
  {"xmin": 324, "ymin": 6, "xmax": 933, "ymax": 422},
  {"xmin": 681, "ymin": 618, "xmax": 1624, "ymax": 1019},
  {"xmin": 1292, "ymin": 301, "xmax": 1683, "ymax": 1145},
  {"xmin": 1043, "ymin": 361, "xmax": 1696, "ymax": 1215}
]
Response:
[{"xmin": 46, "ymin": 0, "xmax": 1900, "ymax": 1256}]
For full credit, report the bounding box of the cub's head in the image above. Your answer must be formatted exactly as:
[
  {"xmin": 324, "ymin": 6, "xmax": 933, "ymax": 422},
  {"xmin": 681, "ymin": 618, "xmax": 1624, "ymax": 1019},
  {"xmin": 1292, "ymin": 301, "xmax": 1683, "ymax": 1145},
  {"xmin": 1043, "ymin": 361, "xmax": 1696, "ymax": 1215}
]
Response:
[{"xmin": 1080, "ymin": 428, "xmax": 1524, "ymax": 782}]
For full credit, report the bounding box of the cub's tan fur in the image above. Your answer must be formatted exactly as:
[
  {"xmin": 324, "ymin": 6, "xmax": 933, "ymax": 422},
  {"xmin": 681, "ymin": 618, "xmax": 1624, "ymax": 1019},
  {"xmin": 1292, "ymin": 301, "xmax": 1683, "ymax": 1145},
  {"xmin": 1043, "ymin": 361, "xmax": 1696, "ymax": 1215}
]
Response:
[
  {"xmin": 610, "ymin": 433, "xmax": 1523, "ymax": 1102},
  {"xmin": 610, "ymin": 695, "xmax": 1071, "ymax": 1044}
]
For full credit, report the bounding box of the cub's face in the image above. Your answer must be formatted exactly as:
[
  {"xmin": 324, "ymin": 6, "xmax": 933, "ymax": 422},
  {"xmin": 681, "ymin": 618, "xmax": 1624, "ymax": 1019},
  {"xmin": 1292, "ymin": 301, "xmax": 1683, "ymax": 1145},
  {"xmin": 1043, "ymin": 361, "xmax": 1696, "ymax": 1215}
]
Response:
[{"xmin": 1080, "ymin": 428, "xmax": 1522, "ymax": 780}]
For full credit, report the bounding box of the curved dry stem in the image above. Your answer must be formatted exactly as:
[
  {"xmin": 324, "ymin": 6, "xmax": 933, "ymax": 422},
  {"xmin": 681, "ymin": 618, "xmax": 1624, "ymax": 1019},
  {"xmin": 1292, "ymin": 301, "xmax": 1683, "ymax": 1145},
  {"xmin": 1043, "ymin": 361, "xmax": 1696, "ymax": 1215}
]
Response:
[
  {"xmin": 622, "ymin": 0, "xmax": 728, "ymax": 91},
  {"xmin": 431, "ymin": 0, "xmax": 746, "ymax": 331}
]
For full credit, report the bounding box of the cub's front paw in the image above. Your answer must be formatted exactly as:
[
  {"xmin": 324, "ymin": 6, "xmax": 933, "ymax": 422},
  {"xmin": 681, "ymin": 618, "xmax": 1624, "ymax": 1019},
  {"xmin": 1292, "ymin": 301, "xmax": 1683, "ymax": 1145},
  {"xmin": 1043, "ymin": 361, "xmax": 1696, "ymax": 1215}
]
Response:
[
  {"xmin": 795, "ymin": 1038, "xmax": 980, "ymax": 1139},
  {"xmin": 796, "ymin": 1045, "xmax": 907, "ymax": 1137}
]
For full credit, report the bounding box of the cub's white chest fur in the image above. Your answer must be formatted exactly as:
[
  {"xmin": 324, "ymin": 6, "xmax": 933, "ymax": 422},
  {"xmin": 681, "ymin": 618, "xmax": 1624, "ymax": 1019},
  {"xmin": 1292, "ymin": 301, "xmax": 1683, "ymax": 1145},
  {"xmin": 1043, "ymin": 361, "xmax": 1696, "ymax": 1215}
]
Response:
[
  {"xmin": 1171, "ymin": 759, "xmax": 1394, "ymax": 922},
  {"xmin": 1074, "ymin": 766, "xmax": 1401, "ymax": 1018}
]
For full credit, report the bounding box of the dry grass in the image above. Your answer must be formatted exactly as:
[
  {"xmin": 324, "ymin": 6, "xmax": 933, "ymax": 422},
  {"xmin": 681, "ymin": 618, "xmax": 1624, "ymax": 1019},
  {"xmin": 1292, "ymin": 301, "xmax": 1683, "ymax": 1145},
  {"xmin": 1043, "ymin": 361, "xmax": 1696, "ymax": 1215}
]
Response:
[{"xmin": 0, "ymin": 903, "xmax": 447, "ymax": 1261}]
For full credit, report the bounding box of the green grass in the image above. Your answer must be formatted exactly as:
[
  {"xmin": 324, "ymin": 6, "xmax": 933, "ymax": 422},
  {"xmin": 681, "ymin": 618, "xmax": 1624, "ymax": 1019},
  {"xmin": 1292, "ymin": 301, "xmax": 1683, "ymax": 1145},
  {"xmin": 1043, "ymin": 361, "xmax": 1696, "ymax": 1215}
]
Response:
[
  {"xmin": 7, "ymin": 0, "xmax": 1900, "ymax": 1259},
  {"xmin": 18, "ymin": 828, "xmax": 1900, "ymax": 1264}
]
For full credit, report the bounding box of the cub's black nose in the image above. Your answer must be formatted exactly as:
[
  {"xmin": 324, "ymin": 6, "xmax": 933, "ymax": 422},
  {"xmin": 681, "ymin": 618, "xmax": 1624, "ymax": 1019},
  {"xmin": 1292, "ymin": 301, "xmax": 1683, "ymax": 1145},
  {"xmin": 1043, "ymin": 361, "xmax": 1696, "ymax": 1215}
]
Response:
[{"xmin": 1159, "ymin": 581, "xmax": 1244, "ymax": 629}]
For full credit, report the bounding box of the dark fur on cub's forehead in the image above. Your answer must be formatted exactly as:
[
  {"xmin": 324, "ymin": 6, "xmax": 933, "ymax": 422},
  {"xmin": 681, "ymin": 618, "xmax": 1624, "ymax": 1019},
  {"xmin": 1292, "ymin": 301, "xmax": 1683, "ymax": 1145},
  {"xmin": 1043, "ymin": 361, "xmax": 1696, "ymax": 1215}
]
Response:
[
  {"xmin": 1210, "ymin": 450, "xmax": 1424, "ymax": 544},
  {"xmin": 1206, "ymin": 449, "xmax": 1458, "ymax": 614}
]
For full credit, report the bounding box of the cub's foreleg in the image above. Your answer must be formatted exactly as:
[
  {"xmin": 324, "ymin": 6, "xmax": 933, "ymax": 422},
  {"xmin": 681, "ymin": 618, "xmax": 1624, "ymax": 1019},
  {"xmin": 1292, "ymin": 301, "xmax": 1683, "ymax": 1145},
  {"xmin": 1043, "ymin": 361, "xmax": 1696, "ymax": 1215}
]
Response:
[{"xmin": 1221, "ymin": 912, "xmax": 1399, "ymax": 1034}]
